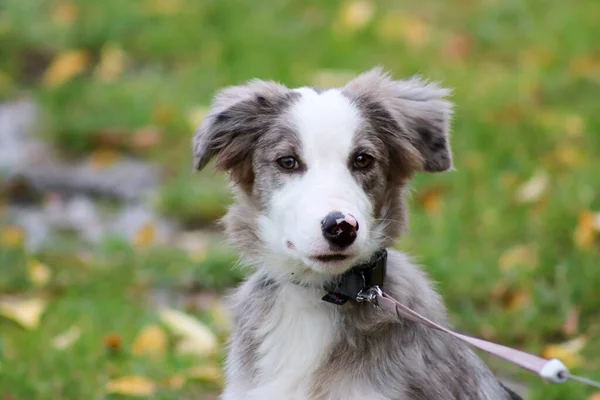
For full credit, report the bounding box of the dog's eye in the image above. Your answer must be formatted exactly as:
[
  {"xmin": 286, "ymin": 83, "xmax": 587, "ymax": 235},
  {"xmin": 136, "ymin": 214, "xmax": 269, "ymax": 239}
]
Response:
[
  {"xmin": 353, "ymin": 154, "xmax": 374, "ymax": 169},
  {"xmin": 277, "ymin": 156, "xmax": 299, "ymax": 170}
]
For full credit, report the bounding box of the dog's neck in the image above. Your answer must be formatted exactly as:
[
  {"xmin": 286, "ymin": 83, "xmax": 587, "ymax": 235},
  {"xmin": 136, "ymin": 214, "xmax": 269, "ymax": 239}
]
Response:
[{"xmin": 291, "ymin": 249, "xmax": 388, "ymax": 305}]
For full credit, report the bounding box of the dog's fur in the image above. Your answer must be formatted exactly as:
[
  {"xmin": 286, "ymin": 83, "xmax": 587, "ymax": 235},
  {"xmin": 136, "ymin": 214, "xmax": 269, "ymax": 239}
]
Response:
[{"xmin": 194, "ymin": 68, "xmax": 518, "ymax": 400}]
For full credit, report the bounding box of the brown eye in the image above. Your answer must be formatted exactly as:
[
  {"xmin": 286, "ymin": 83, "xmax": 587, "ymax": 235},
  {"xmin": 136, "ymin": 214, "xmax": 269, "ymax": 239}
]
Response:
[
  {"xmin": 353, "ymin": 153, "xmax": 373, "ymax": 169},
  {"xmin": 277, "ymin": 156, "xmax": 299, "ymax": 170}
]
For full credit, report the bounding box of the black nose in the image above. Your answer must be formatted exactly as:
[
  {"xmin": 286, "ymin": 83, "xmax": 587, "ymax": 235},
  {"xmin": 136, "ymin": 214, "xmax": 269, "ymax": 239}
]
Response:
[{"xmin": 321, "ymin": 211, "xmax": 359, "ymax": 249}]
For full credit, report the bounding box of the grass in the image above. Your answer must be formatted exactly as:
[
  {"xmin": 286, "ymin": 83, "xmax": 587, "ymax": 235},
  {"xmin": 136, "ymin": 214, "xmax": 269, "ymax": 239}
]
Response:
[{"xmin": 1, "ymin": 0, "xmax": 600, "ymax": 398}]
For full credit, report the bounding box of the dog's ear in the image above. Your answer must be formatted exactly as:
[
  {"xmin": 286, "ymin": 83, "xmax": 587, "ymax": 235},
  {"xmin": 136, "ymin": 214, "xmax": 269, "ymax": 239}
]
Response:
[
  {"xmin": 344, "ymin": 67, "xmax": 453, "ymax": 173},
  {"xmin": 193, "ymin": 80, "xmax": 293, "ymax": 174}
]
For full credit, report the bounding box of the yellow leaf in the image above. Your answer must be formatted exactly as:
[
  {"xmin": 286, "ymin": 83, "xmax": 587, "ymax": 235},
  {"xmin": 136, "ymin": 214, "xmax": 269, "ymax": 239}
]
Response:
[
  {"xmin": 187, "ymin": 107, "xmax": 210, "ymax": 130},
  {"xmin": 53, "ymin": 326, "xmax": 82, "ymax": 350},
  {"xmin": 132, "ymin": 325, "xmax": 167, "ymax": 358},
  {"xmin": 106, "ymin": 376, "xmax": 156, "ymax": 397},
  {"xmin": 0, "ymin": 225, "xmax": 25, "ymax": 249},
  {"xmin": 52, "ymin": 1, "xmax": 78, "ymax": 26},
  {"xmin": 159, "ymin": 307, "xmax": 218, "ymax": 357},
  {"xmin": 0, "ymin": 297, "xmax": 47, "ymax": 330},
  {"xmin": 554, "ymin": 145, "xmax": 585, "ymax": 168},
  {"xmin": 568, "ymin": 55, "xmax": 600, "ymax": 81},
  {"xmin": 542, "ymin": 336, "xmax": 587, "ymax": 369},
  {"xmin": 499, "ymin": 245, "xmax": 538, "ymax": 271},
  {"xmin": 376, "ymin": 12, "xmax": 429, "ymax": 48},
  {"xmin": 563, "ymin": 114, "xmax": 585, "ymax": 137},
  {"xmin": 43, "ymin": 50, "xmax": 89, "ymax": 88},
  {"xmin": 186, "ymin": 365, "xmax": 224, "ymax": 387},
  {"xmin": 163, "ymin": 375, "xmax": 186, "ymax": 390},
  {"xmin": 574, "ymin": 210, "xmax": 600, "ymax": 250},
  {"xmin": 505, "ymin": 290, "xmax": 531, "ymax": 312},
  {"xmin": 417, "ymin": 186, "xmax": 446, "ymax": 214},
  {"xmin": 335, "ymin": 1, "xmax": 375, "ymax": 32},
  {"xmin": 96, "ymin": 43, "xmax": 125, "ymax": 82},
  {"xmin": 515, "ymin": 170, "xmax": 549, "ymax": 204},
  {"xmin": 27, "ymin": 260, "xmax": 52, "ymax": 287},
  {"xmin": 133, "ymin": 222, "xmax": 157, "ymax": 248},
  {"xmin": 89, "ymin": 148, "xmax": 120, "ymax": 169}
]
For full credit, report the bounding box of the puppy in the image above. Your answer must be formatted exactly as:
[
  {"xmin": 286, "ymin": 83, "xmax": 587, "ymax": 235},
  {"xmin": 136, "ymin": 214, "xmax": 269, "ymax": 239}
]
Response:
[{"xmin": 194, "ymin": 68, "xmax": 522, "ymax": 400}]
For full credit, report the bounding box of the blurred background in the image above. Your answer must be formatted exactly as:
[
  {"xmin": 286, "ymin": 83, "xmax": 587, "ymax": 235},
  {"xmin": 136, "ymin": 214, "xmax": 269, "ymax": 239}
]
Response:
[{"xmin": 0, "ymin": 0, "xmax": 599, "ymax": 398}]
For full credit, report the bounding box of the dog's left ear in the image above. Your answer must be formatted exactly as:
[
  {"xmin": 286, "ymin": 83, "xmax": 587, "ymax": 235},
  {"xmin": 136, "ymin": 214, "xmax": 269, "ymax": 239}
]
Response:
[{"xmin": 344, "ymin": 67, "xmax": 453, "ymax": 173}]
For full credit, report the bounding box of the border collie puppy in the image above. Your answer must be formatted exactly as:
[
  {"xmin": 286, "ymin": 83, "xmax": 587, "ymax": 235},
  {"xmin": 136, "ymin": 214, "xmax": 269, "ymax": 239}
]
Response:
[{"xmin": 193, "ymin": 68, "xmax": 521, "ymax": 400}]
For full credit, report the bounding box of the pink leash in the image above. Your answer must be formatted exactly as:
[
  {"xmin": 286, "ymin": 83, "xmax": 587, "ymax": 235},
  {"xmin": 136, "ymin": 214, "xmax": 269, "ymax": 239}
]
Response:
[{"xmin": 356, "ymin": 286, "xmax": 600, "ymax": 389}]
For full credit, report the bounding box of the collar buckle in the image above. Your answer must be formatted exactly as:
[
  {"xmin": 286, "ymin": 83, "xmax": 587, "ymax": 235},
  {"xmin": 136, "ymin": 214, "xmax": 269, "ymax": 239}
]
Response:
[{"xmin": 321, "ymin": 250, "xmax": 387, "ymax": 306}]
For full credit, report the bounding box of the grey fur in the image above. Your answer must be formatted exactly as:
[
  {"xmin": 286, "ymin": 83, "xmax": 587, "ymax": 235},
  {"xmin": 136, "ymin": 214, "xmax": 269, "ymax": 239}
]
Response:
[{"xmin": 194, "ymin": 68, "xmax": 517, "ymax": 400}]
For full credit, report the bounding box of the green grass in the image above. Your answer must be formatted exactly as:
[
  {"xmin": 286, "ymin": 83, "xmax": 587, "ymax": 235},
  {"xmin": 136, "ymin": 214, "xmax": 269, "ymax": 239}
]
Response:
[{"xmin": 1, "ymin": 0, "xmax": 600, "ymax": 398}]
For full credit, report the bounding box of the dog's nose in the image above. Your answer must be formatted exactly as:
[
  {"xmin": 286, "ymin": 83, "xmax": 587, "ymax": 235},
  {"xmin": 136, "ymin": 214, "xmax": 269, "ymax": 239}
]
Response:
[{"xmin": 321, "ymin": 211, "xmax": 359, "ymax": 248}]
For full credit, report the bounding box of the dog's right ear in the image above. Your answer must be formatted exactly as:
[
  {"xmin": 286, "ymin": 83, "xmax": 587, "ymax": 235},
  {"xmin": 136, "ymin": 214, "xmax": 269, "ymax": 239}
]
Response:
[{"xmin": 193, "ymin": 80, "xmax": 293, "ymax": 174}]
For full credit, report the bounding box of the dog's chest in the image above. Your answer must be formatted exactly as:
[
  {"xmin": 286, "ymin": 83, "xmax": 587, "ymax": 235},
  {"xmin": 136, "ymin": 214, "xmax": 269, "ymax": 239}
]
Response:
[{"xmin": 253, "ymin": 284, "xmax": 339, "ymax": 397}]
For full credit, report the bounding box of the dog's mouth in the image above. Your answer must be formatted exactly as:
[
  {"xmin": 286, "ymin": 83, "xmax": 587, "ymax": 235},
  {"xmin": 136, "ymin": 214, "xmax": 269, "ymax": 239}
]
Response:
[{"xmin": 310, "ymin": 254, "xmax": 350, "ymax": 263}]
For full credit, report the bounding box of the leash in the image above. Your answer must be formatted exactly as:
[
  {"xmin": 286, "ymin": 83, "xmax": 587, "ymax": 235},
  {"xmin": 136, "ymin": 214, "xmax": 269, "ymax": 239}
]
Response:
[{"xmin": 355, "ymin": 285, "xmax": 600, "ymax": 390}]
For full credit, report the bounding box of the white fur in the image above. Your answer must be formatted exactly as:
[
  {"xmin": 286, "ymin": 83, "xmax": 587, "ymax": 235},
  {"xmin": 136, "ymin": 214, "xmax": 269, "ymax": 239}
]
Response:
[{"xmin": 246, "ymin": 284, "xmax": 339, "ymax": 399}]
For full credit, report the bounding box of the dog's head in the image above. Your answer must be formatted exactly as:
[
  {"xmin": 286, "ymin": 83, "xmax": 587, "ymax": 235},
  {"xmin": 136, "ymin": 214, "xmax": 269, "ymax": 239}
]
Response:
[{"xmin": 194, "ymin": 68, "xmax": 453, "ymax": 283}]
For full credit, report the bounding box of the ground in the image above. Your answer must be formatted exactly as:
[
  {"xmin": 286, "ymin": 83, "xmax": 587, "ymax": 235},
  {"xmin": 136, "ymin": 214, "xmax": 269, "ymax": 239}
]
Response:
[{"xmin": 0, "ymin": 0, "xmax": 599, "ymax": 399}]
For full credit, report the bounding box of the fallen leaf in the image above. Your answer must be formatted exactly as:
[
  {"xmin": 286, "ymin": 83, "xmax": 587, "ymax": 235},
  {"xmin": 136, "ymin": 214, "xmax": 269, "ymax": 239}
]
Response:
[
  {"xmin": 498, "ymin": 245, "xmax": 538, "ymax": 271},
  {"xmin": 52, "ymin": 1, "xmax": 78, "ymax": 26},
  {"xmin": 96, "ymin": 43, "xmax": 125, "ymax": 82},
  {"xmin": 0, "ymin": 297, "xmax": 47, "ymax": 330},
  {"xmin": 27, "ymin": 260, "xmax": 52, "ymax": 287},
  {"xmin": 542, "ymin": 336, "xmax": 587, "ymax": 369},
  {"xmin": 563, "ymin": 114, "xmax": 585, "ymax": 137},
  {"xmin": 186, "ymin": 364, "xmax": 224, "ymax": 387},
  {"xmin": 0, "ymin": 225, "xmax": 25, "ymax": 249},
  {"xmin": 106, "ymin": 376, "xmax": 156, "ymax": 397},
  {"xmin": 376, "ymin": 12, "xmax": 429, "ymax": 48},
  {"xmin": 335, "ymin": 1, "xmax": 375, "ymax": 32},
  {"xmin": 132, "ymin": 325, "xmax": 167, "ymax": 358},
  {"xmin": 133, "ymin": 222, "xmax": 157, "ymax": 248},
  {"xmin": 562, "ymin": 307, "xmax": 580, "ymax": 337},
  {"xmin": 159, "ymin": 307, "xmax": 217, "ymax": 357},
  {"xmin": 53, "ymin": 325, "xmax": 82, "ymax": 350},
  {"xmin": 154, "ymin": 105, "xmax": 176, "ymax": 125},
  {"xmin": 574, "ymin": 210, "xmax": 600, "ymax": 250},
  {"xmin": 43, "ymin": 50, "xmax": 89, "ymax": 88},
  {"xmin": 505, "ymin": 290, "xmax": 531, "ymax": 312},
  {"xmin": 104, "ymin": 333, "xmax": 123, "ymax": 353},
  {"xmin": 554, "ymin": 145, "xmax": 585, "ymax": 168},
  {"xmin": 417, "ymin": 186, "xmax": 446, "ymax": 214},
  {"xmin": 515, "ymin": 170, "xmax": 549, "ymax": 204},
  {"xmin": 163, "ymin": 375, "xmax": 186, "ymax": 389},
  {"xmin": 589, "ymin": 393, "xmax": 600, "ymax": 400},
  {"xmin": 89, "ymin": 148, "xmax": 120, "ymax": 169},
  {"xmin": 568, "ymin": 55, "xmax": 600, "ymax": 81}
]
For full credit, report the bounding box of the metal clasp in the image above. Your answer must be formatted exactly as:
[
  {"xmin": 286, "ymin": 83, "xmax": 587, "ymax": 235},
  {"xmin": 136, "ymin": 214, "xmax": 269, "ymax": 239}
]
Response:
[{"xmin": 356, "ymin": 285, "xmax": 382, "ymax": 306}]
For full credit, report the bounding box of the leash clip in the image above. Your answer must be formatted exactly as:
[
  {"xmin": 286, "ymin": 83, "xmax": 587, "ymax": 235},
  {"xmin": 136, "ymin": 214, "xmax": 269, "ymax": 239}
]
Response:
[{"xmin": 356, "ymin": 285, "xmax": 382, "ymax": 306}]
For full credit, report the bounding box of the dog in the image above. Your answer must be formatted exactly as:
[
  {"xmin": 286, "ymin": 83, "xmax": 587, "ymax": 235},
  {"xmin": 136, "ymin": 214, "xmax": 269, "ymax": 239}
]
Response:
[{"xmin": 193, "ymin": 68, "xmax": 522, "ymax": 400}]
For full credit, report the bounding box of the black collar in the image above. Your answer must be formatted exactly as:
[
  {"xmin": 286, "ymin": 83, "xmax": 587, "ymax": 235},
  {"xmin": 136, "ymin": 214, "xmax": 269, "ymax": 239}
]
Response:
[{"xmin": 321, "ymin": 249, "xmax": 387, "ymax": 306}]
